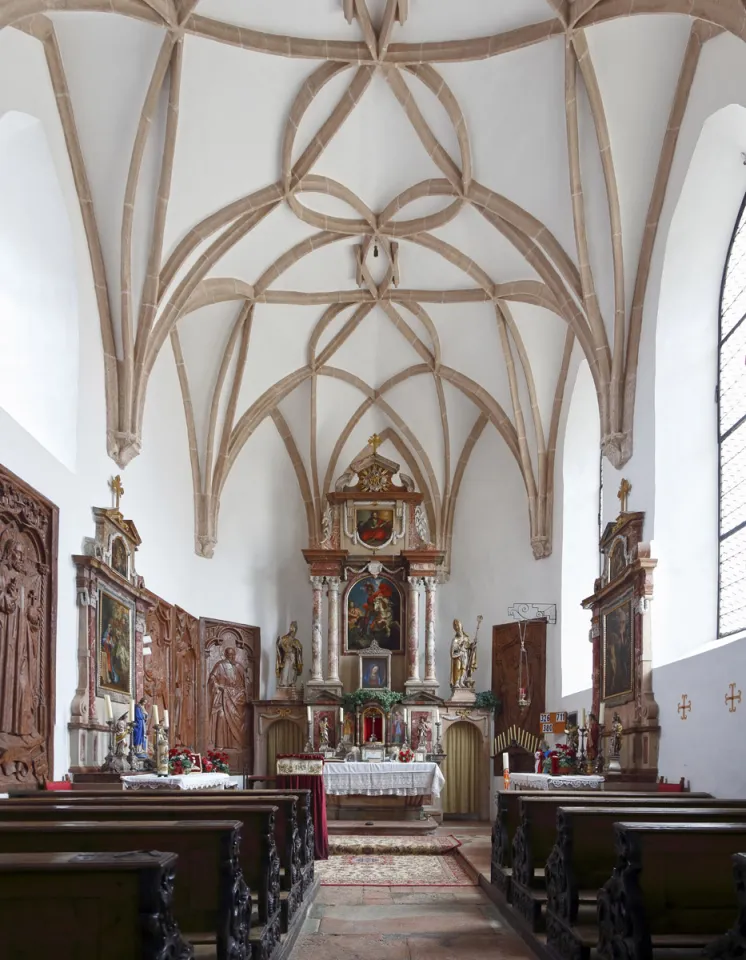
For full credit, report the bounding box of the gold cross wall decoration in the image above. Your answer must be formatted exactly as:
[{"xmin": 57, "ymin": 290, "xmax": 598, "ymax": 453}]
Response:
[
  {"xmin": 368, "ymin": 433, "xmax": 383, "ymax": 455},
  {"xmin": 109, "ymin": 475, "xmax": 124, "ymax": 513},
  {"xmin": 677, "ymin": 694, "xmax": 692, "ymax": 720},
  {"xmin": 725, "ymin": 683, "xmax": 742, "ymax": 713},
  {"xmin": 617, "ymin": 478, "xmax": 632, "ymax": 514}
]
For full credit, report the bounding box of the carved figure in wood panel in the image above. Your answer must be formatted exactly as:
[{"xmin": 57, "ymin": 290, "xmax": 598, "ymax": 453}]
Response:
[
  {"xmin": 208, "ymin": 647, "xmax": 248, "ymax": 749},
  {"xmin": 173, "ymin": 609, "xmax": 198, "ymax": 749},
  {"xmin": 144, "ymin": 599, "xmax": 171, "ymax": 716}
]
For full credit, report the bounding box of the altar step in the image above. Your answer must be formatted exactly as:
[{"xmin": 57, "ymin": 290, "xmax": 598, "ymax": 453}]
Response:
[{"xmin": 327, "ymin": 817, "xmax": 439, "ymax": 836}]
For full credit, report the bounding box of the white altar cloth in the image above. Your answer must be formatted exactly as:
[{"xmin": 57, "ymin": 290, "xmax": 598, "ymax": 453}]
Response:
[
  {"xmin": 121, "ymin": 772, "xmax": 231, "ymax": 791},
  {"xmin": 507, "ymin": 773, "xmax": 605, "ymax": 791},
  {"xmin": 324, "ymin": 762, "xmax": 445, "ymax": 798}
]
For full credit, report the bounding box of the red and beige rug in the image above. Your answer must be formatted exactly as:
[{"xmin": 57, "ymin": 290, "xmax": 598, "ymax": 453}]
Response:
[
  {"xmin": 328, "ymin": 835, "xmax": 461, "ymax": 856},
  {"xmin": 317, "ymin": 852, "xmax": 476, "ymax": 886}
]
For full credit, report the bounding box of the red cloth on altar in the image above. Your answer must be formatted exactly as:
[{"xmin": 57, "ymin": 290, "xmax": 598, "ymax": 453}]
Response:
[
  {"xmin": 44, "ymin": 781, "xmax": 72, "ymax": 791},
  {"xmin": 276, "ymin": 754, "xmax": 329, "ymax": 861}
]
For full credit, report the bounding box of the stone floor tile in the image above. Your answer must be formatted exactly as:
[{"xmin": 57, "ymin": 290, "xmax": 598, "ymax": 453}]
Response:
[
  {"xmin": 407, "ymin": 933, "xmax": 535, "ymax": 960},
  {"xmin": 291, "ymin": 934, "xmax": 410, "ymax": 960},
  {"xmin": 317, "ymin": 903, "xmax": 495, "ymax": 936},
  {"xmin": 390, "ymin": 890, "xmax": 457, "ymax": 903},
  {"xmin": 315, "ymin": 886, "xmax": 365, "ymax": 905}
]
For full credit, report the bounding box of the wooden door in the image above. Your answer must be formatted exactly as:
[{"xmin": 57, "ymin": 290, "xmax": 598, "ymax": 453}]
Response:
[{"xmin": 492, "ymin": 620, "xmax": 546, "ymax": 774}]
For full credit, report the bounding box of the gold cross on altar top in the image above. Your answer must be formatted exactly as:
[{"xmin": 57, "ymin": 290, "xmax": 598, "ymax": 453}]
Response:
[
  {"xmin": 368, "ymin": 433, "xmax": 383, "ymax": 455},
  {"xmin": 617, "ymin": 478, "xmax": 632, "ymax": 514},
  {"xmin": 110, "ymin": 474, "xmax": 124, "ymax": 513}
]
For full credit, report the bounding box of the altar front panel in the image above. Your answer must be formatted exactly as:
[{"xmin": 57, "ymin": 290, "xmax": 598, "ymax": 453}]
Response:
[{"xmin": 323, "ymin": 762, "xmax": 444, "ymax": 797}]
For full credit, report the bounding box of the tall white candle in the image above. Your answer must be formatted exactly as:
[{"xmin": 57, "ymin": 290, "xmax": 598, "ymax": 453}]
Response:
[
  {"xmin": 598, "ymin": 703, "xmax": 605, "ymax": 725},
  {"xmin": 502, "ymin": 752, "xmax": 509, "ymax": 772},
  {"xmin": 339, "ymin": 707, "xmax": 344, "ymax": 723},
  {"xmin": 582, "ymin": 708, "xmax": 587, "ymax": 727},
  {"xmin": 307, "ymin": 706, "xmax": 312, "ymax": 723},
  {"xmin": 152, "ymin": 704, "xmax": 159, "ymax": 727},
  {"xmin": 128, "ymin": 699, "xmax": 135, "ymax": 723},
  {"xmin": 163, "ymin": 709, "xmax": 169, "ymax": 729},
  {"xmin": 434, "ymin": 708, "xmax": 439, "ymax": 724},
  {"xmin": 404, "ymin": 708, "xmax": 408, "ymax": 725},
  {"xmin": 104, "ymin": 695, "xmax": 113, "ymax": 721}
]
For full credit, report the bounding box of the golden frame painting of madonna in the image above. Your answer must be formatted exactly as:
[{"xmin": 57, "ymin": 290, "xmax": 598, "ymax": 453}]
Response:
[
  {"xmin": 344, "ymin": 575, "xmax": 403, "ymax": 653},
  {"xmin": 601, "ymin": 593, "xmax": 634, "ymax": 704},
  {"xmin": 96, "ymin": 587, "xmax": 134, "ymax": 701}
]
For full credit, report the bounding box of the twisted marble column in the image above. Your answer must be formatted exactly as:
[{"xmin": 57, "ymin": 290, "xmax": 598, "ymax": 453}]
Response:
[
  {"xmin": 406, "ymin": 576, "xmax": 421, "ymax": 682},
  {"xmin": 310, "ymin": 576, "xmax": 324, "ymax": 682},
  {"xmin": 326, "ymin": 577, "xmax": 341, "ymax": 683},
  {"xmin": 423, "ymin": 577, "xmax": 437, "ymax": 683}
]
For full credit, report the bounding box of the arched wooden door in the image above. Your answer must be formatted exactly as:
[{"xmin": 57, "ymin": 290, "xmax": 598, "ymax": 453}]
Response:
[
  {"xmin": 441, "ymin": 720, "xmax": 482, "ymax": 817},
  {"xmin": 266, "ymin": 718, "xmax": 304, "ymax": 775}
]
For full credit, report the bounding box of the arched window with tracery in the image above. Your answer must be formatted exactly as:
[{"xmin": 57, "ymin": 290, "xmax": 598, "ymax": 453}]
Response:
[{"xmin": 718, "ymin": 195, "xmax": 746, "ymax": 636}]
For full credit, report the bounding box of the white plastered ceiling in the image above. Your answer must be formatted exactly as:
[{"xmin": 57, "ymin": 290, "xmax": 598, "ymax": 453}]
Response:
[{"xmin": 2, "ymin": 0, "xmax": 731, "ymax": 562}]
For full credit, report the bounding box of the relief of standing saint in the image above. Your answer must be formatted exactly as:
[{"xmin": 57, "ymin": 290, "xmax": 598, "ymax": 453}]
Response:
[
  {"xmin": 208, "ymin": 647, "xmax": 248, "ymax": 749},
  {"xmin": 0, "ymin": 538, "xmax": 39, "ymax": 737},
  {"xmin": 275, "ymin": 621, "xmax": 303, "ymax": 688}
]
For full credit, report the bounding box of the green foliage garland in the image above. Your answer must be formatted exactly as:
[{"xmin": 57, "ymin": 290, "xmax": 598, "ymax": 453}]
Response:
[
  {"xmin": 342, "ymin": 689, "xmax": 404, "ymax": 713},
  {"xmin": 474, "ymin": 690, "xmax": 501, "ymax": 712}
]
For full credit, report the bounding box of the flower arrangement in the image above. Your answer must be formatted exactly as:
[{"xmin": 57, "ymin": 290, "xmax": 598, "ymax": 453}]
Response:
[
  {"xmin": 168, "ymin": 745, "xmax": 193, "ymax": 775},
  {"xmin": 555, "ymin": 742, "xmax": 577, "ymax": 773},
  {"xmin": 398, "ymin": 745, "xmax": 414, "ymax": 763},
  {"xmin": 203, "ymin": 749, "xmax": 230, "ymax": 774}
]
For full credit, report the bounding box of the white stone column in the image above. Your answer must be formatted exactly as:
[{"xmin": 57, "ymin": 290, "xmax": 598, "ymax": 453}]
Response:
[
  {"xmin": 424, "ymin": 577, "xmax": 437, "ymax": 683},
  {"xmin": 326, "ymin": 576, "xmax": 341, "ymax": 684},
  {"xmin": 405, "ymin": 576, "xmax": 421, "ymax": 684},
  {"xmin": 309, "ymin": 576, "xmax": 324, "ymax": 682}
]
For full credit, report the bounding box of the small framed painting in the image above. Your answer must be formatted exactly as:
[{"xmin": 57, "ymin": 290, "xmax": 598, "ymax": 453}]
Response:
[
  {"xmin": 362, "ymin": 745, "xmax": 385, "ymax": 762},
  {"xmin": 359, "ymin": 646, "xmax": 392, "ymax": 691},
  {"xmin": 414, "ymin": 749, "xmax": 427, "ymax": 763},
  {"xmin": 188, "ymin": 752, "xmax": 202, "ymax": 773}
]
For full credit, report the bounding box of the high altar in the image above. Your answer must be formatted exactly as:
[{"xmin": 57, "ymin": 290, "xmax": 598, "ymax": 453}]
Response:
[{"xmin": 252, "ymin": 436, "xmax": 494, "ymax": 822}]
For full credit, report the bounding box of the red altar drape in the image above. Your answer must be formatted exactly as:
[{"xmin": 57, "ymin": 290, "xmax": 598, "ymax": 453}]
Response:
[{"xmin": 276, "ymin": 754, "xmax": 329, "ymax": 860}]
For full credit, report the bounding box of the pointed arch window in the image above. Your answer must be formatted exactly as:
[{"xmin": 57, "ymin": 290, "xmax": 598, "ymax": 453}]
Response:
[{"xmin": 718, "ymin": 195, "xmax": 746, "ymax": 636}]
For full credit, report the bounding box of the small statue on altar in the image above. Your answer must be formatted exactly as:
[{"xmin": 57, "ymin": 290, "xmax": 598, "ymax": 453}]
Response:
[
  {"xmin": 416, "ymin": 715, "xmax": 430, "ymax": 751},
  {"xmin": 450, "ymin": 620, "xmax": 471, "ymax": 688},
  {"xmin": 276, "ymin": 621, "xmax": 303, "ymax": 688},
  {"xmin": 610, "ymin": 712, "xmax": 623, "ymax": 756},
  {"xmin": 319, "ymin": 716, "xmax": 330, "ymax": 748},
  {"xmin": 114, "ymin": 713, "xmax": 129, "ymax": 758},
  {"xmin": 133, "ymin": 698, "xmax": 149, "ymax": 756},
  {"xmin": 343, "ymin": 712, "xmax": 355, "ymax": 742}
]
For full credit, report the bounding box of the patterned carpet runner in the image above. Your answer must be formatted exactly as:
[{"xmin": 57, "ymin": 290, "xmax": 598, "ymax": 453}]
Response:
[
  {"xmin": 328, "ymin": 835, "xmax": 461, "ymax": 856},
  {"xmin": 316, "ymin": 853, "xmax": 477, "ymax": 886}
]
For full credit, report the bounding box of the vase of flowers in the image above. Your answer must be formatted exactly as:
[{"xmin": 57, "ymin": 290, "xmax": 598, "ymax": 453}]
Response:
[
  {"xmin": 168, "ymin": 746, "xmax": 193, "ymax": 775},
  {"xmin": 398, "ymin": 746, "xmax": 414, "ymax": 763},
  {"xmin": 203, "ymin": 749, "xmax": 230, "ymax": 774}
]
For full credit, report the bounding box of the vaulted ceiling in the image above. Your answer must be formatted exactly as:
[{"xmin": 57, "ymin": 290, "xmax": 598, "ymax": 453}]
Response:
[{"xmin": 4, "ymin": 0, "xmax": 731, "ymax": 560}]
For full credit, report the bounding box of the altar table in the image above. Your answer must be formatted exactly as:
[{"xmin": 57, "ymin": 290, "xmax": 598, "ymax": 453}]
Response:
[
  {"xmin": 507, "ymin": 773, "xmax": 605, "ymax": 791},
  {"xmin": 324, "ymin": 762, "xmax": 445, "ymax": 823},
  {"xmin": 121, "ymin": 772, "xmax": 231, "ymax": 791}
]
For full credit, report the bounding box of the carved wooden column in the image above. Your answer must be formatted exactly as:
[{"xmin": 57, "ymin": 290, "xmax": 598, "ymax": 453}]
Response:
[
  {"xmin": 404, "ymin": 576, "xmax": 421, "ymax": 690},
  {"xmin": 325, "ymin": 576, "xmax": 342, "ymax": 694},
  {"xmin": 309, "ymin": 576, "xmax": 324, "ymax": 683},
  {"xmin": 423, "ymin": 577, "xmax": 438, "ymax": 685}
]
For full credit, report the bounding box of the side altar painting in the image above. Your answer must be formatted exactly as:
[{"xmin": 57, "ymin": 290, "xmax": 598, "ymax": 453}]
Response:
[
  {"xmin": 345, "ymin": 574, "xmax": 403, "ymax": 653},
  {"xmin": 97, "ymin": 587, "xmax": 133, "ymax": 699}
]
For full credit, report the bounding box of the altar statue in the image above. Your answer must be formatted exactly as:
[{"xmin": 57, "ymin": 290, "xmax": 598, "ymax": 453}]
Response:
[
  {"xmin": 132, "ymin": 697, "xmax": 148, "ymax": 755},
  {"xmin": 416, "ymin": 715, "xmax": 430, "ymax": 751},
  {"xmin": 450, "ymin": 619, "xmax": 479, "ymax": 688},
  {"xmin": 319, "ymin": 716, "xmax": 330, "ymax": 748},
  {"xmin": 114, "ymin": 713, "xmax": 129, "ymax": 758},
  {"xmin": 276, "ymin": 621, "xmax": 303, "ymax": 688}
]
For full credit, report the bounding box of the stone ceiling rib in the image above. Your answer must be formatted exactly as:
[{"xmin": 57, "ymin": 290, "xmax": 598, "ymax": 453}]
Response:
[{"xmin": 271, "ymin": 407, "xmax": 316, "ymax": 542}]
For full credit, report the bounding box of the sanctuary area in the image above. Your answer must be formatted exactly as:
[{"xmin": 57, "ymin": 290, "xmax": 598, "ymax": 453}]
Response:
[{"xmin": 0, "ymin": 2, "xmax": 745, "ymax": 959}]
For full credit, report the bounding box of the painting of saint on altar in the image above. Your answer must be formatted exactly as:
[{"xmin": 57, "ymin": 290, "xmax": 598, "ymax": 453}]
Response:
[
  {"xmin": 345, "ymin": 576, "xmax": 402, "ymax": 653},
  {"xmin": 97, "ymin": 588, "xmax": 133, "ymax": 698},
  {"xmin": 390, "ymin": 707, "xmax": 407, "ymax": 744},
  {"xmin": 356, "ymin": 508, "xmax": 394, "ymax": 548},
  {"xmin": 361, "ymin": 657, "xmax": 389, "ymax": 690},
  {"xmin": 111, "ymin": 536, "xmax": 128, "ymax": 578},
  {"xmin": 602, "ymin": 594, "xmax": 634, "ymax": 702}
]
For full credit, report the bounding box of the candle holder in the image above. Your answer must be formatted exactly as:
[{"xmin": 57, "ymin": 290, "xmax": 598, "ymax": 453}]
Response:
[
  {"xmin": 303, "ymin": 717, "xmax": 314, "ymax": 754},
  {"xmin": 595, "ymin": 723, "xmax": 606, "ymax": 775},
  {"xmin": 154, "ymin": 723, "xmax": 170, "ymax": 776},
  {"xmin": 577, "ymin": 724, "xmax": 588, "ymax": 772},
  {"xmin": 433, "ymin": 721, "xmax": 444, "ymax": 754}
]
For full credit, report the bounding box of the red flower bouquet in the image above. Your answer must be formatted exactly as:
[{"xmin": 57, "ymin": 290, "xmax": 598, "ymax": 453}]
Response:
[
  {"xmin": 168, "ymin": 745, "xmax": 193, "ymax": 775},
  {"xmin": 205, "ymin": 749, "xmax": 230, "ymax": 774},
  {"xmin": 398, "ymin": 746, "xmax": 414, "ymax": 763}
]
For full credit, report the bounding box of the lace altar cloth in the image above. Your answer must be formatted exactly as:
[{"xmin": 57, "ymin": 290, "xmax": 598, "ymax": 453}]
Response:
[
  {"xmin": 121, "ymin": 772, "xmax": 231, "ymax": 791},
  {"xmin": 324, "ymin": 761, "xmax": 445, "ymax": 798},
  {"xmin": 508, "ymin": 773, "xmax": 605, "ymax": 791}
]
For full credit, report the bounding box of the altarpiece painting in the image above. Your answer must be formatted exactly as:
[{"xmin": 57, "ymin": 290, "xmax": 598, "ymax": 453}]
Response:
[
  {"xmin": 601, "ymin": 590, "xmax": 634, "ymax": 702},
  {"xmin": 96, "ymin": 586, "xmax": 133, "ymax": 699},
  {"xmin": 345, "ymin": 574, "xmax": 403, "ymax": 653}
]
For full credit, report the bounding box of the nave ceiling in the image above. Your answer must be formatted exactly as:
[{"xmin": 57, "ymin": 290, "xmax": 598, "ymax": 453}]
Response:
[{"xmin": 1, "ymin": 0, "xmax": 733, "ymax": 560}]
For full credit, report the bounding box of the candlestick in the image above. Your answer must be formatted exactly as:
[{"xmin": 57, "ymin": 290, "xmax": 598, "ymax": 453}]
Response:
[
  {"xmin": 598, "ymin": 702, "xmax": 605, "ymax": 725},
  {"xmin": 435, "ymin": 708, "xmax": 439, "ymax": 724},
  {"xmin": 502, "ymin": 752, "xmax": 509, "ymax": 772},
  {"xmin": 128, "ymin": 699, "xmax": 135, "ymax": 723},
  {"xmin": 163, "ymin": 708, "xmax": 169, "ymax": 730},
  {"xmin": 152, "ymin": 704, "xmax": 160, "ymax": 727},
  {"xmin": 307, "ymin": 705, "xmax": 312, "ymax": 723},
  {"xmin": 582, "ymin": 707, "xmax": 587, "ymax": 727},
  {"xmin": 339, "ymin": 707, "xmax": 343, "ymax": 723},
  {"xmin": 104, "ymin": 695, "xmax": 113, "ymax": 721}
]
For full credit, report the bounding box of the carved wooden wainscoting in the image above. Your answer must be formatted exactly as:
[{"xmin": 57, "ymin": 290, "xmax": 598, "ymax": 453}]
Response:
[
  {"xmin": 492, "ymin": 620, "xmax": 547, "ymax": 774},
  {"xmin": 0, "ymin": 463, "xmax": 58, "ymax": 789},
  {"xmin": 200, "ymin": 617, "xmax": 260, "ymax": 774}
]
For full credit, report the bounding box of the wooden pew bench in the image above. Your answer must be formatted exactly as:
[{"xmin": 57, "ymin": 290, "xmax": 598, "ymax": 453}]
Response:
[
  {"xmin": 706, "ymin": 851, "xmax": 746, "ymax": 960},
  {"xmin": 0, "ymin": 819, "xmax": 250, "ymax": 960},
  {"xmin": 545, "ymin": 806, "xmax": 746, "ymax": 960},
  {"xmin": 510, "ymin": 795, "xmax": 744, "ymax": 932},
  {"xmin": 0, "ymin": 850, "xmax": 193, "ymax": 960},
  {"xmin": 597, "ymin": 822, "xmax": 746, "ymax": 960},
  {"xmin": 490, "ymin": 790, "xmax": 669, "ymax": 901},
  {"xmin": 0, "ymin": 802, "xmax": 281, "ymax": 960}
]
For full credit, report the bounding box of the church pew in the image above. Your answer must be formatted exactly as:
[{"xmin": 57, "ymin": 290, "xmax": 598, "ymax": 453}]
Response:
[
  {"xmin": 510, "ymin": 795, "xmax": 746, "ymax": 932},
  {"xmin": 0, "ymin": 850, "xmax": 193, "ymax": 960},
  {"xmin": 10, "ymin": 789, "xmax": 310, "ymax": 929},
  {"xmin": 0, "ymin": 802, "xmax": 281, "ymax": 960},
  {"xmin": 544, "ymin": 806, "xmax": 746, "ymax": 960},
  {"xmin": 597, "ymin": 823, "xmax": 746, "ymax": 960},
  {"xmin": 0, "ymin": 818, "xmax": 250, "ymax": 960},
  {"xmin": 706, "ymin": 852, "xmax": 746, "ymax": 960}
]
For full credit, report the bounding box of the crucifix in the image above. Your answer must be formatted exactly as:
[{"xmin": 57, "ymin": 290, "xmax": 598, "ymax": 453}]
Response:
[
  {"xmin": 677, "ymin": 694, "xmax": 692, "ymax": 720},
  {"xmin": 110, "ymin": 475, "xmax": 124, "ymax": 513},
  {"xmin": 725, "ymin": 683, "xmax": 742, "ymax": 713},
  {"xmin": 368, "ymin": 433, "xmax": 383, "ymax": 455},
  {"xmin": 617, "ymin": 478, "xmax": 632, "ymax": 514}
]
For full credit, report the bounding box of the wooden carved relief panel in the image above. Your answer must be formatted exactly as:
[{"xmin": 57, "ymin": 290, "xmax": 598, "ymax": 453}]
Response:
[
  {"xmin": 492, "ymin": 621, "xmax": 546, "ymax": 774},
  {"xmin": 144, "ymin": 596, "xmax": 172, "ymax": 718},
  {"xmin": 199, "ymin": 617, "xmax": 260, "ymax": 773},
  {"xmin": 0, "ymin": 464, "xmax": 58, "ymax": 787},
  {"xmin": 172, "ymin": 606, "xmax": 199, "ymax": 750}
]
